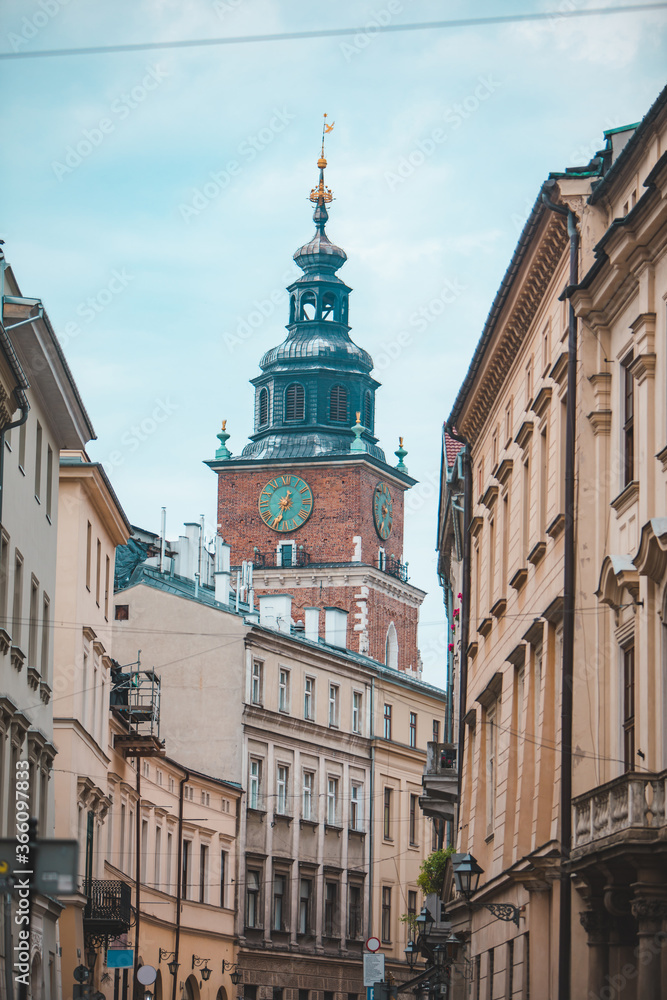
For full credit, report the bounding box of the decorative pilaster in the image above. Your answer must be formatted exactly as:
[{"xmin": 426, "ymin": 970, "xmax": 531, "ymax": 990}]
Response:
[{"xmin": 630, "ymin": 895, "xmax": 667, "ymax": 1000}]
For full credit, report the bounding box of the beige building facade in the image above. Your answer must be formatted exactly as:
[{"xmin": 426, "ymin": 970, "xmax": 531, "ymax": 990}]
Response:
[
  {"xmin": 0, "ymin": 251, "xmax": 95, "ymax": 1000},
  {"xmin": 112, "ymin": 526, "xmax": 447, "ymax": 998},
  {"xmin": 438, "ymin": 85, "xmax": 667, "ymax": 999}
]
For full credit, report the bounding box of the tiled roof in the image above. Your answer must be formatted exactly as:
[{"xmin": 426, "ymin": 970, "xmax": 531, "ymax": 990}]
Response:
[{"xmin": 444, "ymin": 430, "xmax": 464, "ymax": 470}]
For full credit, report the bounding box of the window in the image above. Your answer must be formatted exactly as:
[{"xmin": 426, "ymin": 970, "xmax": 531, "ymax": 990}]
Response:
[
  {"xmin": 28, "ymin": 577, "xmax": 39, "ymax": 667},
  {"xmin": 249, "ymin": 758, "xmax": 261, "ymax": 810},
  {"xmin": 328, "ymin": 683, "xmax": 339, "ymax": 726},
  {"xmin": 539, "ymin": 425, "xmax": 548, "ymax": 536},
  {"xmin": 350, "ymin": 783, "xmax": 362, "ymax": 831},
  {"xmin": 505, "ymin": 397, "xmax": 513, "ymax": 446},
  {"xmin": 302, "ymin": 771, "xmax": 314, "ymax": 820},
  {"xmin": 34, "ymin": 421, "xmax": 42, "ymax": 499},
  {"xmin": 246, "ymin": 869, "xmax": 260, "ymax": 927},
  {"xmin": 330, "ymin": 385, "xmax": 348, "ymax": 423},
  {"xmin": 525, "ymin": 357, "xmax": 532, "ymax": 407},
  {"xmin": 86, "ymin": 522, "xmax": 92, "ymax": 590},
  {"xmin": 18, "ymin": 420, "xmax": 26, "ymax": 471},
  {"xmin": 352, "ymin": 691, "xmax": 362, "ymax": 734},
  {"xmin": 300, "ymin": 292, "xmax": 316, "ymax": 321},
  {"xmin": 199, "ymin": 844, "xmax": 208, "ymax": 903},
  {"xmin": 407, "ymin": 890, "xmax": 417, "ymax": 930},
  {"xmin": 115, "ymin": 604, "xmax": 129, "ymax": 621},
  {"xmin": 324, "ymin": 881, "xmax": 337, "ymax": 937},
  {"xmin": 40, "ymin": 595, "xmax": 50, "ymax": 677},
  {"xmin": 327, "ymin": 777, "xmax": 338, "ymax": 826},
  {"xmin": 181, "ymin": 839, "xmax": 190, "ymax": 899},
  {"xmin": 364, "ymin": 391, "xmax": 373, "ymax": 430},
  {"xmin": 409, "ymin": 712, "xmax": 417, "ymax": 748},
  {"xmin": 251, "ymin": 660, "xmax": 263, "ymax": 705},
  {"xmin": 385, "ymin": 622, "xmax": 398, "ymax": 669},
  {"xmin": 279, "ymin": 542, "xmax": 294, "ymax": 567},
  {"xmin": 383, "ymin": 788, "xmax": 392, "ymax": 840},
  {"xmin": 304, "ymin": 676, "xmax": 314, "ymax": 719},
  {"xmin": 0, "ymin": 530, "xmax": 9, "ymax": 625},
  {"xmin": 409, "ymin": 794, "xmax": 418, "ymax": 845},
  {"xmin": 276, "ymin": 765, "xmax": 288, "ymax": 815},
  {"xmin": 285, "ymin": 383, "xmax": 305, "ymax": 421},
  {"xmin": 623, "ymin": 644, "xmax": 635, "ymax": 771},
  {"xmin": 622, "ymin": 353, "xmax": 634, "ymax": 487},
  {"xmin": 501, "ymin": 490, "xmax": 510, "ymax": 590},
  {"xmin": 486, "ymin": 705, "xmax": 497, "ymax": 836},
  {"xmin": 217, "ymin": 849, "xmax": 227, "ymax": 907},
  {"xmin": 278, "ymin": 668, "xmax": 289, "ymax": 712},
  {"xmin": 348, "ymin": 884, "xmax": 362, "ymax": 939},
  {"xmin": 104, "ymin": 555, "xmax": 110, "ymax": 619},
  {"xmin": 381, "ymin": 887, "xmax": 392, "ymax": 942},
  {"xmin": 322, "ymin": 291, "xmax": 336, "ymax": 321},
  {"xmin": 95, "ymin": 539, "xmax": 101, "ymax": 606},
  {"xmin": 432, "ymin": 719, "xmax": 440, "ymax": 744},
  {"xmin": 273, "ymin": 873, "xmax": 286, "ymax": 930},
  {"xmin": 488, "ymin": 516, "xmax": 496, "ymax": 606},
  {"xmin": 200, "ymin": 790, "xmax": 210, "ymax": 806},
  {"xmin": 258, "ymin": 387, "xmax": 269, "ymax": 427},
  {"xmin": 383, "ymin": 704, "xmax": 392, "ymax": 740},
  {"xmin": 12, "ymin": 551, "xmax": 23, "ymax": 646},
  {"xmin": 45, "ymin": 446, "xmax": 53, "ymax": 519},
  {"xmin": 522, "ymin": 455, "xmax": 531, "ymax": 561},
  {"xmin": 299, "ymin": 878, "xmax": 312, "ymax": 934}
]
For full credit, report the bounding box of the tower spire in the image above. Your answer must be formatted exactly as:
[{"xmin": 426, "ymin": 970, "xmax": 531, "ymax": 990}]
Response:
[{"xmin": 309, "ymin": 113, "xmax": 334, "ymax": 229}]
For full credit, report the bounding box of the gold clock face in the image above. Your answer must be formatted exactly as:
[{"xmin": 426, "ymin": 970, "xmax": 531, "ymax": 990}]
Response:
[
  {"xmin": 373, "ymin": 482, "xmax": 393, "ymax": 540},
  {"xmin": 259, "ymin": 474, "xmax": 313, "ymax": 532}
]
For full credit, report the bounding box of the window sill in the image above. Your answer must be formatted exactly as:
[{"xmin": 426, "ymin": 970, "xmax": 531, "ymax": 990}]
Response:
[
  {"xmin": 509, "ymin": 567, "xmax": 528, "ymax": 592},
  {"xmin": 477, "ymin": 617, "xmax": 492, "ymax": 638},
  {"xmin": 11, "ymin": 645, "xmax": 25, "ymax": 672},
  {"xmin": 273, "ymin": 812, "xmax": 292, "ymax": 826},
  {"xmin": 527, "ymin": 540, "xmax": 547, "ymax": 566},
  {"xmin": 247, "ymin": 807, "xmax": 267, "ymax": 820},
  {"xmin": 0, "ymin": 628, "xmax": 11, "ymax": 655},
  {"xmin": 348, "ymin": 828, "xmax": 366, "ymax": 837},
  {"xmin": 324, "ymin": 824, "xmax": 343, "ymax": 836},
  {"xmin": 299, "ymin": 818, "xmax": 319, "ymax": 829},
  {"xmin": 546, "ymin": 512, "xmax": 565, "ymax": 539}
]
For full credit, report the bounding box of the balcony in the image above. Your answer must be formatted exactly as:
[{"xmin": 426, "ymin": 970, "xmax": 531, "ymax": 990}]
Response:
[
  {"xmin": 375, "ymin": 555, "xmax": 409, "ymax": 582},
  {"xmin": 419, "ymin": 742, "xmax": 458, "ymax": 823},
  {"xmin": 83, "ymin": 879, "xmax": 132, "ymax": 937},
  {"xmin": 572, "ymin": 769, "xmax": 667, "ymax": 859},
  {"xmin": 250, "ymin": 547, "xmax": 310, "ymax": 569}
]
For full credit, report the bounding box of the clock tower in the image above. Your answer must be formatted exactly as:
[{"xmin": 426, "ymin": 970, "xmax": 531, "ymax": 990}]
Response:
[{"xmin": 207, "ymin": 145, "xmax": 424, "ymax": 673}]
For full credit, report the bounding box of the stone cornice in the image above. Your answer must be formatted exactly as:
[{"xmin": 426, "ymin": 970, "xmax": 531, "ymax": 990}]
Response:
[
  {"xmin": 459, "ymin": 214, "xmax": 569, "ymax": 443},
  {"xmin": 254, "ymin": 563, "xmax": 425, "ymax": 607}
]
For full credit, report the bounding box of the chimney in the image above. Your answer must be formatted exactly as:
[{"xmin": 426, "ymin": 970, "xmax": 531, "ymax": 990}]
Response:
[
  {"xmin": 304, "ymin": 607, "xmax": 320, "ymax": 643},
  {"xmin": 325, "ymin": 607, "xmax": 348, "ymax": 649},
  {"xmin": 259, "ymin": 594, "xmax": 293, "ymax": 634},
  {"xmin": 181, "ymin": 522, "xmax": 200, "ymax": 580},
  {"xmin": 214, "ymin": 536, "xmax": 231, "ymax": 604}
]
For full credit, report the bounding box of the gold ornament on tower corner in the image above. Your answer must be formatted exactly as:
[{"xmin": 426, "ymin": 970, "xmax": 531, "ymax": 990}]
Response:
[{"xmin": 309, "ymin": 113, "xmax": 335, "ymax": 205}]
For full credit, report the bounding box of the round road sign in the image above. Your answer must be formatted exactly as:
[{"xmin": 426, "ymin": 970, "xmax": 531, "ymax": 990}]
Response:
[
  {"xmin": 137, "ymin": 966, "xmax": 157, "ymax": 986},
  {"xmin": 365, "ymin": 937, "xmax": 381, "ymax": 953}
]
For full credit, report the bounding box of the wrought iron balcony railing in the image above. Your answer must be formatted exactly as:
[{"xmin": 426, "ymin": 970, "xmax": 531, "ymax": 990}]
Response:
[
  {"xmin": 251, "ymin": 547, "xmax": 310, "ymax": 569},
  {"xmin": 83, "ymin": 879, "xmax": 132, "ymax": 932},
  {"xmin": 375, "ymin": 556, "xmax": 409, "ymax": 582}
]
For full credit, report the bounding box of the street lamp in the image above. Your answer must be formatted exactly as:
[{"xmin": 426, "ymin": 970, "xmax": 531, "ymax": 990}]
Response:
[
  {"xmin": 451, "ymin": 853, "xmax": 523, "ymax": 927},
  {"xmin": 192, "ymin": 957, "xmax": 211, "ymax": 981},
  {"xmin": 221, "ymin": 962, "xmax": 242, "ymax": 986},
  {"xmin": 159, "ymin": 949, "xmax": 179, "ymax": 977}
]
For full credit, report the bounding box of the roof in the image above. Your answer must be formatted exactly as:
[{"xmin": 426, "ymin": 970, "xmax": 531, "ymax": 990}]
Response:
[
  {"xmin": 590, "ymin": 82, "xmax": 667, "ymax": 204},
  {"xmin": 444, "ymin": 429, "xmax": 464, "ymax": 470},
  {"xmin": 60, "ymin": 454, "xmax": 131, "ymax": 537}
]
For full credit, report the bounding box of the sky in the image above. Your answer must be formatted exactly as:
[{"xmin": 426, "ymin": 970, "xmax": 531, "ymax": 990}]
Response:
[{"xmin": 1, "ymin": 0, "xmax": 666, "ymax": 687}]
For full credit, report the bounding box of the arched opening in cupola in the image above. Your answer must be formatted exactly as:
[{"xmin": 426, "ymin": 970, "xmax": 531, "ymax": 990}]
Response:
[
  {"xmin": 300, "ymin": 292, "xmax": 316, "ymax": 321},
  {"xmin": 322, "ymin": 292, "xmax": 336, "ymax": 321}
]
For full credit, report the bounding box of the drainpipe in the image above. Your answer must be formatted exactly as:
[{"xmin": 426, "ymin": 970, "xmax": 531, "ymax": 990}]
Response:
[
  {"xmin": 367, "ymin": 677, "xmax": 375, "ymax": 939},
  {"xmin": 542, "ymin": 187, "xmax": 578, "ymax": 1000},
  {"xmin": 133, "ymin": 759, "xmax": 142, "ymax": 1000},
  {"xmin": 172, "ymin": 768, "xmax": 189, "ymax": 1000},
  {"xmin": 444, "ymin": 426, "xmax": 471, "ymax": 839}
]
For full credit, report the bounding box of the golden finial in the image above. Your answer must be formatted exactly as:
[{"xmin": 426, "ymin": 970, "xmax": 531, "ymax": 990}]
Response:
[
  {"xmin": 221, "ymin": 419, "xmax": 227, "ymax": 432},
  {"xmin": 355, "ymin": 411, "xmax": 361, "ymax": 424},
  {"xmin": 310, "ymin": 113, "xmax": 334, "ymax": 206},
  {"xmin": 399, "ymin": 436, "xmax": 403, "ymax": 447}
]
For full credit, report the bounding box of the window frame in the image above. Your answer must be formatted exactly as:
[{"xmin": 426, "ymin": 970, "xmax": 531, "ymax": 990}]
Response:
[
  {"xmin": 246, "ymin": 868, "xmax": 261, "ymax": 928},
  {"xmin": 276, "ymin": 764, "xmax": 289, "ymax": 815},
  {"xmin": 278, "ymin": 667, "xmax": 290, "ymax": 713},
  {"xmin": 383, "ymin": 787, "xmax": 393, "ymax": 840},
  {"xmin": 328, "ymin": 683, "xmax": 340, "ymax": 727},
  {"xmin": 326, "ymin": 776, "xmax": 339, "ymax": 826},
  {"xmin": 251, "ymin": 659, "xmax": 263, "ymax": 706},
  {"xmin": 409, "ymin": 712, "xmax": 417, "ymax": 748},
  {"xmin": 302, "ymin": 769, "xmax": 314, "ymax": 821},
  {"xmin": 304, "ymin": 675, "xmax": 315, "ymax": 720},
  {"xmin": 249, "ymin": 757, "xmax": 262, "ymax": 810},
  {"xmin": 285, "ymin": 382, "xmax": 306, "ymax": 422},
  {"xmin": 383, "ymin": 703, "xmax": 392, "ymax": 740},
  {"xmin": 352, "ymin": 691, "xmax": 363, "ymax": 734}
]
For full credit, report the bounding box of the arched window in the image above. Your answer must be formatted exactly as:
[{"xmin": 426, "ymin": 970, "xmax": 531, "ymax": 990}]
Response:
[
  {"xmin": 300, "ymin": 292, "xmax": 316, "ymax": 321},
  {"xmin": 341, "ymin": 297, "xmax": 349, "ymax": 324},
  {"xmin": 364, "ymin": 390, "xmax": 373, "ymax": 430},
  {"xmin": 258, "ymin": 387, "xmax": 269, "ymax": 427},
  {"xmin": 330, "ymin": 385, "xmax": 348, "ymax": 423},
  {"xmin": 322, "ymin": 292, "xmax": 336, "ymax": 321},
  {"xmin": 385, "ymin": 622, "xmax": 398, "ymax": 670},
  {"xmin": 289, "ymin": 295, "xmax": 296, "ymax": 324},
  {"xmin": 285, "ymin": 383, "xmax": 305, "ymax": 421}
]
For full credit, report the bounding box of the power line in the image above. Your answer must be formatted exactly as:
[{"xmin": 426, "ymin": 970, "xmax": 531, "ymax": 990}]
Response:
[{"xmin": 1, "ymin": 4, "xmax": 665, "ymax": 61}]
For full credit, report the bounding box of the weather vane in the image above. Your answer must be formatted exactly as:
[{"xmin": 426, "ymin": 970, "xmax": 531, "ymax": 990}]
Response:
[{"xmin": 310, "ymin": 113, "xmax": 335, "ymax": 206}]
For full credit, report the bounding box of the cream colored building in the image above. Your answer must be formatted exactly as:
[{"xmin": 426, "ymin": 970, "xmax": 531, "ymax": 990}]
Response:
[
  {"xmin": 0, "ymin": 250, "xmax": 95, "ymax": 1000},
  {"xmin": 438, "ymin": 85, "xmax": 667, "ymax": 999},
  {"xmin": 112, "ymin": 526, "xmax": 448, "ymax": 997}
]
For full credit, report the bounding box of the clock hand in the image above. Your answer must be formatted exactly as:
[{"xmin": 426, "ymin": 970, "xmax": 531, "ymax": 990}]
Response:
[{"xmin": 272, "ymin": 513, "xmax": 283, "ymax": 528}]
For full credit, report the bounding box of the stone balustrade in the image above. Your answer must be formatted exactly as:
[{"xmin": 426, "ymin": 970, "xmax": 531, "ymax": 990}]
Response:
[{"xmin": 572, "ymin": 768, "xmax": 667, "ymax": 851}]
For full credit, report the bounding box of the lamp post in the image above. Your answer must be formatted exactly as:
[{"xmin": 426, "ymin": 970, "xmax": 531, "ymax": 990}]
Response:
[
  {"xmin": 403, "ymin": 907, "xmax": 460, "ymax": 999},
  {"xmin": 452, "ymin": 853, "xmax": 523, "ymax": 927},
  {"xmin": 159, "ymin": 950, "xmax": 179, "ymax": 977},
  {"xmin": 192, "ymin": 957, "xmax": 212, "ymax": 982},
  {"xmin": 221, "ymin": 961, "xmax": 242, "ymax": 986}
]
